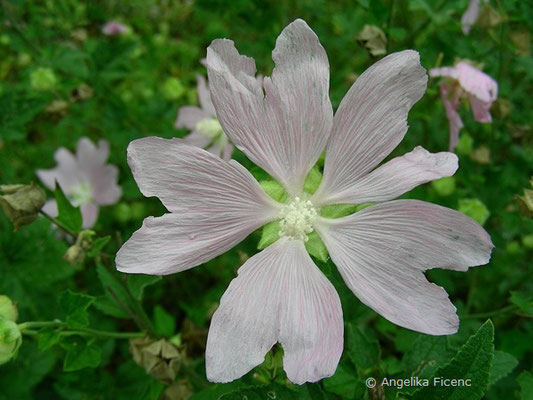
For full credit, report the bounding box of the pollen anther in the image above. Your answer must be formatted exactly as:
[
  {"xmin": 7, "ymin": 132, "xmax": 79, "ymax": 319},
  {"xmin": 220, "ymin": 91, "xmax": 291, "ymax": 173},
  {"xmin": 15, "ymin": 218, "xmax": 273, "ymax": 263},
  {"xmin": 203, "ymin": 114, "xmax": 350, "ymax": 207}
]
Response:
[{"xmin": 278, "ymin": 196, "xmax": 317, "ymax": 241}]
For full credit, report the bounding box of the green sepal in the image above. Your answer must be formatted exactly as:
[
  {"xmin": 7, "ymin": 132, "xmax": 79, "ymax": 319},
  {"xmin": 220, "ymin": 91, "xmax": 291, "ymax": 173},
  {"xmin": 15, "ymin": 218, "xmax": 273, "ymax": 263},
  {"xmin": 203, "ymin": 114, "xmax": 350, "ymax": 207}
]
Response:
[
  {"xmin": 320, "ymin": 203, "xmax": 373, "ymax": 219},
  {"xmin": 259, "ymin": 180, "xmax": 287, "ymax": 203},
  {"xmin": 305, "ymin": 232, "xmax": 328, "ymax": 262},
  {"xmin": 257, "ymin": 220, "xmax": 280, "ymax": 249},
  {"xmin": 303, "ymin": 165, "xmax": 323, "ymax": 195},
  {"xmin": 54, "ymin": 181, "xmax": 82, "ymax": 233}
]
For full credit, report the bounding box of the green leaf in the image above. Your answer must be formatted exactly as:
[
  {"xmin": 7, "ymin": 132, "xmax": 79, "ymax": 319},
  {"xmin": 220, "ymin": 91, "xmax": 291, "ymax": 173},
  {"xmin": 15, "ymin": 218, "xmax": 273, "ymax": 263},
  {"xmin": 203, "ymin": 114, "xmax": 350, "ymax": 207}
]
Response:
[
  {"xmin": 93, "ymin": 295, "xmax": 131, "ymax": 319},
  {"xmin": 323, "ymin": 364, "xmax": 362, "ymax": 398},
  {"xmin": 259, "ymin": 180, "xmax": 287, "ymax": 203},
  {"xmin": 458, "ymin": 199, "xmax": 490, "ymax": 226},
  {"xmin": 403, "ymin": 320, "xmax": 495, "ymax": 400},
  {"xmin": 62, "ymin": 338, "xmax": 101, "ymax": 372},
  {"xmin": 128, "ymin": 275, "xmax": 162, "ymax": 301},
  {"xmin": 518, "ymin": 371, "xmax": 533, "ymax": 400},
  {"xmin": 37, "ymin": 328, "xmax": 61, "ymax": 351},
  {"xmin": 87, "ymin": 236, "xmax": 111, "ymax": 258},
  {"xmin": 96, "ymin": 263, "xmax": 133, "ymax": 315},
  {"xmin": 258, "ymin": 220, "xmax": 280, "ymax": 249},
  {"xmin": 510, "ymin": 291, "xmax": 533, "ymax": 314},
  {"xmin": 153, "ymin": 305, "xmax": 176, "ymax": 337},
  {"xmin": 305, "ymin": 232, "xmax": 329, "ymax": 262},
  {"xmin": 303, "ymin": 166, "xmax": 323, "ymax": 195},
  {"xmin": 402, "ymin": 336, "xmax": 453, "ymax": 378},
  {"xmin": 54, "ymin": 182, "xmax": 82, "ymax": 233},
  {"xmin": 219, "ymin": 383, "xmax": 301, "ymax": 400},
  {"xmin": 489, "ymin": 351, "xmax": 518, "ymax": 387},
  {"xmin": 59, "ymin": 290, "xmax": 95, "ymax": 328},
  {"xmin": 346, "ymin": 324, "xmax": 380, "ymax": 373}
]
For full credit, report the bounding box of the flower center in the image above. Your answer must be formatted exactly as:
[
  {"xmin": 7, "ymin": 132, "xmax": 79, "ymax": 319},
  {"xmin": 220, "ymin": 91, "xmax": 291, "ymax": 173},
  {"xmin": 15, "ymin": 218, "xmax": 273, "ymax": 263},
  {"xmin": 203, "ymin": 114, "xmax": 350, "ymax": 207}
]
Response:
[
  {"xmin": 278, "ymin": 197, "xmax": 317, "ymax": 241},
  {"xmin": 195, "ymin": 118, "xmax": 224, "ymax": 139},
  {"xmin": 68, "ymin": 182, "xmax": 93, "ymax": 207}
]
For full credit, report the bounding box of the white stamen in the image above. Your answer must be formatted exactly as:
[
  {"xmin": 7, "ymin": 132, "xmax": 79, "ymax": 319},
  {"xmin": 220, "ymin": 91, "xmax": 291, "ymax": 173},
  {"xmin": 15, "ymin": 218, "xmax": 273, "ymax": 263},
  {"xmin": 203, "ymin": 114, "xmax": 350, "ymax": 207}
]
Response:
[
  {"xmin": 68, "ymin": 182, "xmax": 93, "ymax": 206},
  {"xmin": 278, "ymin": 197, "xmax": 317, "ymax": 241}
]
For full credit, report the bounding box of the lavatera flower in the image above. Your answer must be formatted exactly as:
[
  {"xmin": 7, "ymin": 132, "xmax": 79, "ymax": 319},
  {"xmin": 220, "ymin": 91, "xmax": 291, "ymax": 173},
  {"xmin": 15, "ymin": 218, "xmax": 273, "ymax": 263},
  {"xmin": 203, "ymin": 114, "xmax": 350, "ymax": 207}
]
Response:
[
  {"xmin": 430, "ymin": 61, "xmax": 498, "ymax": 151},
  {"xmin": 116, "ymin": 20, "xmax": 493, "ymax": 384},
  {"xmin": 37, "ymin": 137, "xmax": 122, "ymax": 228},
  {"xmin": 175, "ymin": 73, "xmax": 234, "ymax": 160}
]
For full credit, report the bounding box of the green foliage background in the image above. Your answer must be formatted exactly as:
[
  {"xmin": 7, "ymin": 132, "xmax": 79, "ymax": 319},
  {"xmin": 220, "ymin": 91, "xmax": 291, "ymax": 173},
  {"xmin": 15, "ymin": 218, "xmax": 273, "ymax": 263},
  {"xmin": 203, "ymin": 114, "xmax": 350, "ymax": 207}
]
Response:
[{"xmin": 0, "ymin": 0, "xmax": 532, "ymax": 399}]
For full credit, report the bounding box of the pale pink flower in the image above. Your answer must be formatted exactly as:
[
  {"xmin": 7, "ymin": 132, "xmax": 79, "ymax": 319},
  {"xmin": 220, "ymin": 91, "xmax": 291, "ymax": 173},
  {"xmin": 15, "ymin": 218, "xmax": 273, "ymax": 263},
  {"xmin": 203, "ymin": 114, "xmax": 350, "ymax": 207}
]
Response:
[
  {"xmin": 175, "ymin": 74, "xmax": 234, "ymax": 161},
  {"xmin": 37, "ymin": 138, "xmax": 122, "ymax": 228},
  {"xmin": 116, "ymin": 20, "xmax": 493, "ymax": 384},
  {"xmin": 430, "ymin": 62, "xmax": 498, "ymax": 150},
  {"xmin": 461, "ymin": 0, "xmax": 486, "ymax": 35},
  {"xmin": 102, "ymin": 21, "xmax": 128, "ymax": 36}
]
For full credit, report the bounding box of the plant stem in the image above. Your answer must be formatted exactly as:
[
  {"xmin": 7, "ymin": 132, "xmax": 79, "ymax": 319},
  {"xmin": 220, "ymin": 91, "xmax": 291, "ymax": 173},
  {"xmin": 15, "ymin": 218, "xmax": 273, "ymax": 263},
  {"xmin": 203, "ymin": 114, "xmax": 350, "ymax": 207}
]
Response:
[
  {"xmin": 463, "ymin": 304, "xmax": 518, "ymax": 319},
  {"xmin": 18, "ymin": 320, "xmax": 144, "ymax": 340},
  {"xmin": 39, "ymin": 210, "xmax": 76, "ymax": 236}
]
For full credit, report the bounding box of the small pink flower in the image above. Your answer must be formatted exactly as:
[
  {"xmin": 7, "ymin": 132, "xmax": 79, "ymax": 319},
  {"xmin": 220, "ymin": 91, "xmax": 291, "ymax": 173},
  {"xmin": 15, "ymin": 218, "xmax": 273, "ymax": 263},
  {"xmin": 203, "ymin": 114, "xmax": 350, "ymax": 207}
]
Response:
[
  {"xmin": 117, "ymin": 20, "xmax": 493, "ymax": 384},
  {"xmin": 175, "ymin": 74, "xmax": 234, "ymax": 161},
  {"xmin": 430, "ymin": 62, "xmax": 498, "ymax": 150},
  {"xmin": 102, "ymin": 21, "xmax": 128, "ymax": 36},
  {"xmin": 37, "ymin": 138, "xmax": 122, "ymax": 228}
]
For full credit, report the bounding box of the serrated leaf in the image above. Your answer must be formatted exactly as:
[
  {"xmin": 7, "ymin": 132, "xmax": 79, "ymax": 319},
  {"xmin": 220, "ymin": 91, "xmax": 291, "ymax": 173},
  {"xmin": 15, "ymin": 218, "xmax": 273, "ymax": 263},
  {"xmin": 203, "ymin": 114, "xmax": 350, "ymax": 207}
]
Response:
[
  {"xmin": 87, "ymin": 236, "xmax": 111, "ymax": 258},
  {"xmin": 403, "ymin": 320, "xmax": 495, "ymax": 400},
  {"xmin": 347, "ymin": 324, "xmax": 380, "ymax": 374},
  {"xmin": 305, "ymin": 231, "xmax": 329, "ymax": 262},
  {"xmin": 402, "ymin": 335, "xmax": 453, "ymax": 378},
  {"xmin": 62, "ymin": 338, "xmax": 101, "ymax": 372},
  {"xmin": 54, "ymin": 182, "xmax": 82, "ymax": 233},
  {"xmin": 258, "ymin": 220, "xmax": 280, "ymax": 249},
  {"xmin": 323, "ymin": 364, "xmax": 362, "ymax": 398},
  {"xmin": 128, "ymin": 275, "xmax": 162, "ymax": 301},
  {"xmin": 93, "ymin": 295, "xmax": 131, "ymax": 319},
  {"xmin": 518, "ymin": 371, "xmax": 533, "ymax": 400},
  {"xmin": 153, "ymin": 305, "xmax": 176, "ymax": 337},
  {"xmin": 489, "ymin": 351, "xmax": 518, "ymax": 386},
  {"xmin": 510, "ymin": 291, "xmax": 533, "ymax": 314},
  {"xmin": 59, "ymin": 290, "xmax": 95, "ymax": 328}
]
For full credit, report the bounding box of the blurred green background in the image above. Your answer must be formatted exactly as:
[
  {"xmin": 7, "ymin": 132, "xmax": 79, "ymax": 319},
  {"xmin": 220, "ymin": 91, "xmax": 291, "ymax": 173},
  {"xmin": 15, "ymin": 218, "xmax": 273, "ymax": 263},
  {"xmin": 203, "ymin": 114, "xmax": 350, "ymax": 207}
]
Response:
[{"xmin": 0, "ymin": 0, "xmax": 532, "ymax": 399}]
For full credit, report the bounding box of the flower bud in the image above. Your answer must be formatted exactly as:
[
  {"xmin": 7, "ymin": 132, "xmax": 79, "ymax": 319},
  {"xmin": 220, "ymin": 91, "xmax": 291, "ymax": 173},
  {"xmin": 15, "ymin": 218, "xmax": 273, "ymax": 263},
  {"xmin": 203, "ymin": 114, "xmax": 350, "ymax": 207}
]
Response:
[
  {"xmin": 63, "ymin": 230, "xmax": 95, "ymax": 265},
  {"xmin": 130, "ymin": 337, "xmax": 185, "ymax": 384},
  {"xmin": 0, "ymin": 296, "xmax": 18, "ymax": 322},
  {"xmin": 0, "ymin": 183, "xmax": 46, "ymax": 230},
  {"xmin": 356, "ymin": 25, "xmax": 387, "ymax": 57},
  {"xmin": 0, "ymin": 319, "xmax": 22, "ymax": 365},
  {"xmin": 162, "ymin": 77, "xmax": 185, "ymax": 100}
]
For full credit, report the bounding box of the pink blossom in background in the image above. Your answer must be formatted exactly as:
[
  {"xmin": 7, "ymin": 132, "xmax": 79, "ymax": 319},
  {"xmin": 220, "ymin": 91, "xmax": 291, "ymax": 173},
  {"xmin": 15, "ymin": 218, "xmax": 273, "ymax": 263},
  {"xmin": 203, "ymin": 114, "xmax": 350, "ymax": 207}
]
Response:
[
  {"xmin": 461, "ymin": 0, "xmax": 482, "ymax": 35},
  {"xmin": 175, "ymin": 74, "xmax": 234, "ymax": 160},
  {"xmin": 102, "ymin": 21, "xmax": 128, "ymax": 36},
  {"xmin": 116, "ymin": 20, "xmax": 493, "ymax": 384},
  {"xmin": 37, "ymin": 137, "xmax": 122, "ymax": 228},
  {"xmin": 430, "ymin": 62, "xmax": 498, "ymax": 151}
]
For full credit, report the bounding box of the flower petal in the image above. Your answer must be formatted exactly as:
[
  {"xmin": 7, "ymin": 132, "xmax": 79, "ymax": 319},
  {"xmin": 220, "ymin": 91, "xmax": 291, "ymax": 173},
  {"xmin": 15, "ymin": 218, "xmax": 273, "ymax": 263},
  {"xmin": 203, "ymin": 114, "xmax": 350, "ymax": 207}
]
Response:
[
  {"xmin": 315, "ymin": 200, "xmax": 493, "ymax": 335},
  {"xmin": 175, "ymin": 106, "xmax": 210, "ymax": 130},
  {"xmin": 196, "ymin": 74, "xmax": 216, "ymax": 116},
  {"xmin": 81, "ymin": 202, "xmax": 99, "ymax": 229},
  {"xmin": 314, "ymin": 51, "xmax": 427, "ymax": 204},
  {"xmin": 461, "ymin": 0, "xmax": 481, "ymax": 34},
  {"xmin": 206, "ymin": 238, "xmax": 343, "ymax": 384},
  {"xmin": 116, "ymin": 137, "xmax": 279, "ymax": 274},
  {"xmin": 455, "ymin": 62, "xmax": 498, "ymax": 104},
  {"xmin": 206, "ymin": 19, "xmax": 332, "ymax": 195},
  {"xmin": 469, "ymin": 95, "xmax": 492, "ymax": 123},
  {"xmin": 77, "ymin": 138, "xmax": 109, "ymax": 168},
  {"xmin": 314, "ymin": 146, "xmax": 458, "ymax": 205},
  {"xmin": 440, "ymin": 82, "xmax": 464, "ymax": 151},
  {"xmin": 92, "ymin": 165, "xmax": 122, "ymax": 205}
]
